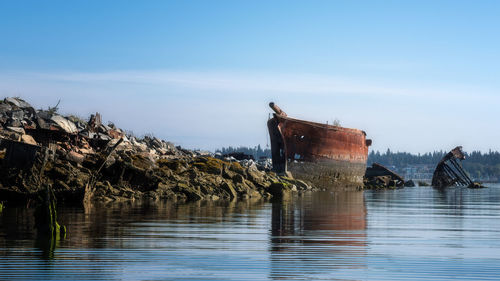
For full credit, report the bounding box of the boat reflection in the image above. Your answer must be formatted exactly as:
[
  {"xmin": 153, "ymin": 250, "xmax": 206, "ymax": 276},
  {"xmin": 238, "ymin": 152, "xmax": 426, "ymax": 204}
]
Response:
[{"xmin": 270, "ymin": 191, "xmax": 367, "ymax": 279}]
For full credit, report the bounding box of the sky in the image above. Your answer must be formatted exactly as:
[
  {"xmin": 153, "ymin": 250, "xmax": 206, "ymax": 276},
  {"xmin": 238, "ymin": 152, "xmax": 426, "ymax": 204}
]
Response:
[{"xmin": 0, "ymin": 0, "xmax": 499, "ymax": 153}]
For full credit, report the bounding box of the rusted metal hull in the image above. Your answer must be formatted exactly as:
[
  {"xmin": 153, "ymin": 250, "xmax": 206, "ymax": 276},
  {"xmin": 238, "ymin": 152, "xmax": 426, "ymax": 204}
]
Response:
[{"xmin": 268, "ymin": 108, "xmax": 371, "ymax": 190}]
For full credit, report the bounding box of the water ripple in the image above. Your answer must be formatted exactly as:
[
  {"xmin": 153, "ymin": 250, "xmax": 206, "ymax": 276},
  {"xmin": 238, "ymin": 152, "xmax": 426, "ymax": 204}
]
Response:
[{"xmin": 1, "ymin": 186, "xmax": 500, "ymax": 280}]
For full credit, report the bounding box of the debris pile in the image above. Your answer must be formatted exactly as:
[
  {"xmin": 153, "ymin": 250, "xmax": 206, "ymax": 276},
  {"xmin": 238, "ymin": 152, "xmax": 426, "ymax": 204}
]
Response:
[
  {"xmin": 0, "ymin": 97, "xmax": 315, "ymax": 204},
  {"xmin": 364, "ymin": 163, "xmax": 405, "ymax": 189},
  {"xmin": 0, "ymin": 97, "xmax": 182, "ymax": 162},
  {"xmin": 404, "ymin": 180, "xmax": 415, "ymax": 187},
  {"xmin": 431, "ymin": 146, "xmax": 485, "ymax": 188}
]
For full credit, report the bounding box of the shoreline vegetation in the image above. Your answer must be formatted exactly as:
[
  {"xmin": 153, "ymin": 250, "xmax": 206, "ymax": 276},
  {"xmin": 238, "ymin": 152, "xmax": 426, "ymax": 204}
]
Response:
[{"xmin": 0, "ymin": 97, "xmax": 317, "ymax": 207}]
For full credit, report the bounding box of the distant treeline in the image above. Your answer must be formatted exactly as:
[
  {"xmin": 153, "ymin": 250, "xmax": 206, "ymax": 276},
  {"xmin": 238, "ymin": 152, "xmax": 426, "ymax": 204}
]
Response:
[
  {"xmin": 216, "ymin": 145, "xmax": 271, "ymax": 160},
  {"xmin": 368, "ymin": 149, "xmax": 446, "ymax": 167},
  {"xmin": 216, "ymin": 146, "xmax": 500, "ymax": 180},
  {"xmin": 369, "ymin": 149, "xmax": 500, "ymax": 179}
]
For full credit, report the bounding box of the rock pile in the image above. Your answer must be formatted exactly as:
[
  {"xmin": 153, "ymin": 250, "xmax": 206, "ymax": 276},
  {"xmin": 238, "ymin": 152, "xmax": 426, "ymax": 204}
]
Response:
[{"xmin": 0, "ymin": 97, "xmax": 316, "ymax": 204}]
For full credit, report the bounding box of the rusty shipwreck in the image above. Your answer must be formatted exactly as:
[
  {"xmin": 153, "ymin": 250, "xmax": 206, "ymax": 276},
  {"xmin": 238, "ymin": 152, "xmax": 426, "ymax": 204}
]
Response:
[{"xmin": 267, "ymin": 103, "xmax": 371, "ymax": 190}]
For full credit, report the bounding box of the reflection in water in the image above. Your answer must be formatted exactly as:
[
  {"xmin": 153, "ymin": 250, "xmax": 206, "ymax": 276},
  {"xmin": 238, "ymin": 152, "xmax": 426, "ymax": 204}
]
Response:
[
  {"xmin": 66, "ymin": 198, "xmax": 268, "ymax": 251},
  {"xmin": 2, "ymin": 186, "xmax": 500, "ymax": 280},
  {"xmin": 0, "ymin": 199, "xmax": 269, "ymax": 280},
  {"xmin": 34, "ymin": 234, "xmax": 61, "ymax": 260},
  {"xmin": 270, "ymin": 191, "xmax": 367, "ymax": 279}
]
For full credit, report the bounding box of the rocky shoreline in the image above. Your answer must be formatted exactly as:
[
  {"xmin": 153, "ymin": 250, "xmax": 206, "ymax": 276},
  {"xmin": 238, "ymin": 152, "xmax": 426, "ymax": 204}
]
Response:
[{"xmin": 0, "ymin": 97, "xmax": 316, "ymax": 205}]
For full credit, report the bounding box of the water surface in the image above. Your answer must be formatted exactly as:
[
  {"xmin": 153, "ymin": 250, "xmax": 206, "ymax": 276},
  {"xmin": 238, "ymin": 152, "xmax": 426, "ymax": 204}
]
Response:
[{"xmin": 1, "ymin": 185, "xmax": 500, "ymax": 280}]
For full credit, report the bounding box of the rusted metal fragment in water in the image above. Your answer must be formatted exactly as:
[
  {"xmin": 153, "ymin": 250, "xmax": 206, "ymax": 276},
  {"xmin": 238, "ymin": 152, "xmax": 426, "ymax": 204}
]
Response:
[
  {"xmin": 267, "ymin": 102, "xmax": 371, "ymax": 190},
  {"xmin": 431, "ymin": 146, "xmax": 485, "ymax": 188},
  {"xmin": 364, "ymin": 163, "xmax": 405, "ymax": 189}
]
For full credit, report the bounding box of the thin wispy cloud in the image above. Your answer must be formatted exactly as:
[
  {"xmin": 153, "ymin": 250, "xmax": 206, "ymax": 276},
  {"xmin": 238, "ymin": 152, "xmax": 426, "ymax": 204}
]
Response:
[{"xmin": 3, "ymin": 70, "xmax": 495, "ymax": 103}]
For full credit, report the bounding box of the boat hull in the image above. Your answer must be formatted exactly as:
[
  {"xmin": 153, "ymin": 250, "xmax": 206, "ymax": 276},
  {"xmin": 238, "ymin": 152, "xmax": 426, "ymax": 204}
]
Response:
[{"xmin": 268, "ymin": 114, "xmax": 370, "ymax": 190}]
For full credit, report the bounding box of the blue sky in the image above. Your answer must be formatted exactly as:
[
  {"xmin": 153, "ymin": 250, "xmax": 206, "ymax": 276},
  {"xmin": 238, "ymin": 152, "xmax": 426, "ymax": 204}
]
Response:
[{"xmin": 0, "ymin": 1, "xmax": 499, "ymax": 153}]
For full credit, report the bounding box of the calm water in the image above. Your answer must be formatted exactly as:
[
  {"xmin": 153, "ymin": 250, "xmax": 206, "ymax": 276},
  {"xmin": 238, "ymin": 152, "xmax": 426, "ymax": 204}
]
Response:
[{"xmin": 2, "ymin": 185, "xmax": 500, "ymax": 280}]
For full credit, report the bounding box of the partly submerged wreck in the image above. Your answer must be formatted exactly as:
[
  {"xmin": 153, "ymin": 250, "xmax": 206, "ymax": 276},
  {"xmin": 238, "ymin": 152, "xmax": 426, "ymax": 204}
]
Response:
[
  {"xmin": 364, "ymin": 163, "xmax": 405, "ymax": 189},
  {"xmin": 267, "ymin": 103, "xmax": 371, "ymax": 190},
  {"xmin": 432, "ymin": 146, "xmax": 484, "ymax": 188}
]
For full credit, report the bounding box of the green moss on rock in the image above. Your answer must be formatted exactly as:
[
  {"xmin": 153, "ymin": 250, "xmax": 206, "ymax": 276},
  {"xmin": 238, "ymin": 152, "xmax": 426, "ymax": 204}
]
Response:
[
  {"xmin": 157, "ymin": 158, "xmax": 184, "ymax": 171},
  {"xmin": 227, "ymin": 161, "xmax": 245, "ymax": 175},
  {"xmin": 267, "ymin": 182, "xmax": 291, "ymax": 198},
  {"xmin": 191, "ymin": 157, "xmax": 224, "ymax": 174}
]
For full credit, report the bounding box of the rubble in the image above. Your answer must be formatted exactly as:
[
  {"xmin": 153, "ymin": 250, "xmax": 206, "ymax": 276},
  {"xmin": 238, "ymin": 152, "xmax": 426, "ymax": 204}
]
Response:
[
  {"xmin": 0, "ymin": 97, "xmax": 185, "ymax": 160},
  {"xmin": 0, "ymin": 97, "xmax": 317, "ymax": 204},
  {"xmin": 431, "ymin": 146, "xmax": 485, "ymax": 188},
  {"xmin": 404, "ymin": 179, "xmax": 415, "ymax": 187},
  {"xmin": 222, "ymin": 152, "xmax": 254, "ymax": 161},
  {"xmin": 364, "ymin": 163, "xmax": 405, "ymax": 189},
  {"xmin": 417, "ymin": 181, "xmax": 430, "ymax": 187}
]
